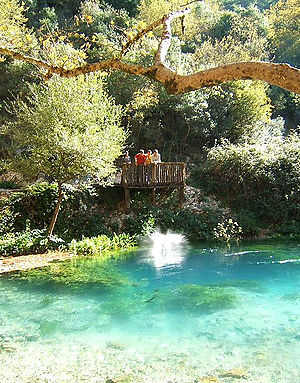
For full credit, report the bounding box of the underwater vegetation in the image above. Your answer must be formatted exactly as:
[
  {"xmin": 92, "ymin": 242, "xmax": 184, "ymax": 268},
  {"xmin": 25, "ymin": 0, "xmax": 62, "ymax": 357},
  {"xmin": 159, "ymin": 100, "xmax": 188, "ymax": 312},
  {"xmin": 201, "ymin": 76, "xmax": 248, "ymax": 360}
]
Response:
[
  {"xmin": 281, "ymin": 293, "xmax": 300, "ymax": 301},
  {"xmin": 152, "ymin": 284, "xmax": 239, "ymax": 314},
  {"xmin": 10, "ymin": 258, "xmax": 130, "ymax": 288},
  {"xmin": 211, "ymin": 279, "xmax": 266, "ymax": 293},
  {"xmin": 101, "ymin": 296, "xmax": 143, "ymax": 319},
  {"xmin": 96, "ymin": 283, "xmax": 240, "ymax": 320}
]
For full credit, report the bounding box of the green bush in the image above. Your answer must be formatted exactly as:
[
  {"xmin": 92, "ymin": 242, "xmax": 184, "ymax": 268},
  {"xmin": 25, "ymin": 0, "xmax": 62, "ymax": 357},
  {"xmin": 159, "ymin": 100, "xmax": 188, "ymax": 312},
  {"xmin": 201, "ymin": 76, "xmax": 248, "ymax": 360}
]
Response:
[
  {"xmin": 0, "ymin": 181, "xmax": 19, "ymax": 189},
  {"xmin": 3, "ymin": 183, "xmax": 58, "ymax": 233},
  {"xmin": 69, "ymin": 233, "xmax": 137, "ymax": 257},
  {"xmin": 0, "ymin": 183, "xmax": 114, "ymax": 240},
  {"xmin": 122, "ymin": 204, "xmax": 224, "ymax": 241},
  {"xmin": 0, "ymin": 228, "xmax": 64, "ymax": 256},
  {"xmin": 198, "ymin": 120, "xmax": 300, "ymax": 231}
]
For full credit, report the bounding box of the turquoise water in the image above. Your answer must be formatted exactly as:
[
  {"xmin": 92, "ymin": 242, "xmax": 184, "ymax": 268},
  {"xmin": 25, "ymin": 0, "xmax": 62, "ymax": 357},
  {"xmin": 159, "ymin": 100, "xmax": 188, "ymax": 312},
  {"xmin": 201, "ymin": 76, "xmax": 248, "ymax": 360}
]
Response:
[{"xmin": 0, "ymin": 241, "xmax": 299, "ymax": 382}]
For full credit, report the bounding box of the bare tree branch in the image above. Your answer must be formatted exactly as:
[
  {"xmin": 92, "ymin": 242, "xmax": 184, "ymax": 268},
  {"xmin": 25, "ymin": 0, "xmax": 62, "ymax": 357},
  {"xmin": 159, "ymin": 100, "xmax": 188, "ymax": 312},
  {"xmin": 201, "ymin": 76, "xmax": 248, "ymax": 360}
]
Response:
[
  {"xmin": 1, "ymin": 7, "xmax": 300, "ymax": 95},
  {"xmin": 155, "ymin": 8, "xmax": 191, "ymax": 65}
]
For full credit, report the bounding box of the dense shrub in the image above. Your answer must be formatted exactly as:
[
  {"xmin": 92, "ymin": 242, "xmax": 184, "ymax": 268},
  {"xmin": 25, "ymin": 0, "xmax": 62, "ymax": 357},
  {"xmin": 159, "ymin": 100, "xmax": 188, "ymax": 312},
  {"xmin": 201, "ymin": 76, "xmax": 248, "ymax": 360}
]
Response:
[
  {"xmin": 0, "ymin": 183, "xmax": 116, "ymax": 240},
  {"xmin": 122, "ymin": 204, "xmax": 227, "ymax": 241},
  {"xmin": 0, "ymin": 180, "xmax": 19, "ymax": 189},
  {"xmin": 0, "ymin": 228, "xmax": 64, "ymax": 256},
  {"xmin": 197, "ymin": 119, "xmax": 300, "ymax": 231},
  {"xmin": 1, "ymin": 183, "xmax": 58, "ymax": 234}
]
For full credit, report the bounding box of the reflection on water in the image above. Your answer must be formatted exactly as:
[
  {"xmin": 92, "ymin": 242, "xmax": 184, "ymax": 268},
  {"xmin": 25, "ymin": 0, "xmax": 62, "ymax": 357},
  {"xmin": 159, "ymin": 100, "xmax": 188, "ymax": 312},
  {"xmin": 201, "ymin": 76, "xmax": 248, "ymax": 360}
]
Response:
[{"xmin": 145, "ymin": 230, "xmax": 187, "ymax": 268}]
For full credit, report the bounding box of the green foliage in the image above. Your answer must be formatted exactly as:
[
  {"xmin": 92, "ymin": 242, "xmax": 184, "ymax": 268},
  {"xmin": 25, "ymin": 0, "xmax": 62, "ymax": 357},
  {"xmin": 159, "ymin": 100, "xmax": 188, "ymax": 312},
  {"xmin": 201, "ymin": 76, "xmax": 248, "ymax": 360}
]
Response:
[
  {"xmin": 0, "ymin": 180, "xmax": 19, "ymax": 189},
  {"xmin": 124, "ymin": 81, "xmax": 271, "ymax": 162},
  {"xmin": 0, "ymin": 182, "xmax": 117, "ymax": 240},
  {"xmin": 0, "ymin": 227, "xmax": 64, "ymax": 256},
  {"xmin": 1, "ymin": 183, "xmax": 58, "ymax": 233},
  {"xmin": 214, "ymin": 218, "xmax": 243, "ymax": 243},
  {"xmin": 106, "ymin": 0, "xmax": 140, "ymax": 17},
  {"xmin": 72, "ymin": 1, "xmax": 132, "ymax": 62},
  {"xmin": 69, "ymin": 233, "xmax": 137, "ymax": 257},
  {"xmin": 6, "ymin": 74, "xmax": 126, "ymax": 185},
  {"xmin": 0, "ymin": 0, "xmax": 298, "ymax": 241},
  {"xmin": 220, "ymin": 0, "xmax": 276, "ymax": 11},
  {"xmin": 123, "ymin": 202, "xmax": 227, "ymax": 241},
  {"xmin": 192, "ymin": 6, "xmax": 269, "ymax": 66},
  {"xmin": 199, "ymin": 118, "xmax": 300, "ymax": 229},
  {"xmin": 0, "ymin": 205, "xmax": 16, "ymax": 235},
  {"xmin": 0, "ymin": 0, "xmax": 34, "ymax": 51},
  {"xmin": 267, "ymin": 0, "xmax": 300, "ymax": 67}
]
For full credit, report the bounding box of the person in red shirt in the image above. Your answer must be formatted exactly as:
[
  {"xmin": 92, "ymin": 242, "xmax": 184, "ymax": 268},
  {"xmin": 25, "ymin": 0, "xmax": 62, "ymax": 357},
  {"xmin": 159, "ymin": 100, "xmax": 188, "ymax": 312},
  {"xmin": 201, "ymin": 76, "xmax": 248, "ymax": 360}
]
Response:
[{"xmin": 134, "ymin": 149, "xmax": 147, "ymax": 165}]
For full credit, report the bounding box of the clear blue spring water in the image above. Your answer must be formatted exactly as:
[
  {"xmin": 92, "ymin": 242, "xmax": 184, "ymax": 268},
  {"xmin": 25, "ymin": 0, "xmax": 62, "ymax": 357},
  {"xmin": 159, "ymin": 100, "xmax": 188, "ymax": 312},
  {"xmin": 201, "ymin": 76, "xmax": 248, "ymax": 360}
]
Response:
[{"xmin": 0, "ymin": 240, "xmax": 299, "ymax": 382}]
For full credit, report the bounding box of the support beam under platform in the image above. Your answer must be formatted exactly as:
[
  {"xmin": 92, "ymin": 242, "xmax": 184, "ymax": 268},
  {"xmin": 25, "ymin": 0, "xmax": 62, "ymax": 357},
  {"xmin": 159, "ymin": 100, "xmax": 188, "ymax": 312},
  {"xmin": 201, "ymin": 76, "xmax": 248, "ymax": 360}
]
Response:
[{"xmin": 124, "ymin": 187, "xmax": 131, "ymax": 212}]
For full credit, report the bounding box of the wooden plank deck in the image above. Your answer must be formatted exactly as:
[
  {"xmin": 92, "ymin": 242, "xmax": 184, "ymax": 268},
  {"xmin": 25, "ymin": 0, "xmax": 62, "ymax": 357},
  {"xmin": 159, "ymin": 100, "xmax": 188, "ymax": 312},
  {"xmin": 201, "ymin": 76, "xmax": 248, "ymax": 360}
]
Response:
[{"xmin": 121, "ymin": 162, "xmax": 186, "ymax": 188}]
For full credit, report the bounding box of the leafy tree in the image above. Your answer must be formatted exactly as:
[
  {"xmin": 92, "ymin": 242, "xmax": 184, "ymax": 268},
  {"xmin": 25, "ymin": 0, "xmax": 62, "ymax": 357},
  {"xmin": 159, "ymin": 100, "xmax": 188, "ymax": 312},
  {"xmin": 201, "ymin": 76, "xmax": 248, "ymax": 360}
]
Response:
[
  {"xmin": 76, "ymin": 0, "xmax": 132, "ymax": 61},
  {"xmin": 268, "ymin": 0, "xmax": 300, "ymax": 67},
  {"xmin": 5, "ymin": 74, "xmax": 126, "ymax": 235},
  {"xmin": 0, "ymin": 0, "xmax": 34, "ymax": 51},
  {"xmin": 220, "ymin": 0, "xmax": 276, "ymax": 11},
  {"xmin": 106, "ymin": 0, "xmax": 140, "ymax": 17}
]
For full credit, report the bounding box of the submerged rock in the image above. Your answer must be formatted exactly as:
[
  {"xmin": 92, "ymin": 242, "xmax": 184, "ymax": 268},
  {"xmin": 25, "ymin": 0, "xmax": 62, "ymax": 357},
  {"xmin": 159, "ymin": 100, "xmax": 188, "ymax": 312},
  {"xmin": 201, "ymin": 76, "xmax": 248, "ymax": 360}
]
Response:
[
  {"xmin": 219, "ymin": 367, "xmax": 249, "ymax": 379},
  {"xmin": 106, "ymin": 341, "xmax": 126, "ymax": 350},
  {"xmin": 0, "ymin": 342, "xmax": 16, "ymax": 353},
  {"xmin": 197, "ymin": 376, "xmax": 219, "ymax": 382}
]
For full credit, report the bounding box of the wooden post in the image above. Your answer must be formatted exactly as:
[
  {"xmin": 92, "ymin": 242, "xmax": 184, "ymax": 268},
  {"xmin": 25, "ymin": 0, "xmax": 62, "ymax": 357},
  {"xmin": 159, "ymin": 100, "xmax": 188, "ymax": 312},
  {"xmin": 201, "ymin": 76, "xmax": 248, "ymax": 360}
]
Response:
[
  {"xmin": 178, "ymin": 186, "xmax": 185, "ymax": 205},
  {"xmin": 152, "ymin": 188, "xmax": 156, "ymax": 205},
  {"xmin": 124, "ymin": 187, "xmax": 131, "ymax": 212}
]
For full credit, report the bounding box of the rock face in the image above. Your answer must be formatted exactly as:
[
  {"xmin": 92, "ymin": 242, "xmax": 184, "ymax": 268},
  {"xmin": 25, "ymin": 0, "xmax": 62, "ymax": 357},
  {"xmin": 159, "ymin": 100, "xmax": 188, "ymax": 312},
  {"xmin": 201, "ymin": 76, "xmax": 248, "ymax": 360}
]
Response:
[{"xmin": 182, "ymin": 186, "xmax": 230, "ymax": 216}]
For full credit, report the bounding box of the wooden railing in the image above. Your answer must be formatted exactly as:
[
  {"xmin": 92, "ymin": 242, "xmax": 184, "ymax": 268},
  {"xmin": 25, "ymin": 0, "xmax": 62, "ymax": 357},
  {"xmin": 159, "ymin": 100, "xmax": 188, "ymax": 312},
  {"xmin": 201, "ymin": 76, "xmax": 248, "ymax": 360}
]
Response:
[{"xmin": 122, "ymin": 162, "xmax": 186, "ymax": 188}]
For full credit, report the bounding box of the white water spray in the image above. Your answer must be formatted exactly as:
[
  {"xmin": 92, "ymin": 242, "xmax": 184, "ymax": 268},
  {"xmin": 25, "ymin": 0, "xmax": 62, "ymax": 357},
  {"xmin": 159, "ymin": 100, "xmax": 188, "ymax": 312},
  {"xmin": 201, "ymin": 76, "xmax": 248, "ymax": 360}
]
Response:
[{"xmin": 145, "ymin": 230, "xmax": 187, "ymax": 268}]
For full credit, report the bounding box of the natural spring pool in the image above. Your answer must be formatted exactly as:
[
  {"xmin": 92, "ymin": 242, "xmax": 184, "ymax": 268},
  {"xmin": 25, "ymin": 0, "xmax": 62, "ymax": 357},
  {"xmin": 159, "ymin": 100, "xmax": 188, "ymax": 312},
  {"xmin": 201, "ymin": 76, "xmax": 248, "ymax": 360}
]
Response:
[{"xmin": 0, "ymin": 239, "xmax": 299, "ymax": 383}]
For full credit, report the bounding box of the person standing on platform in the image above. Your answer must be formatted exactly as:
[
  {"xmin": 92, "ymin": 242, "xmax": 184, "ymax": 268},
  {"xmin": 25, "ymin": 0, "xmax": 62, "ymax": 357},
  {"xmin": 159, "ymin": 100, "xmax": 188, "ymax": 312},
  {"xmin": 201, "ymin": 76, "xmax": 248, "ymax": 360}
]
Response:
[
  {"xmin": 151, "ymin": 149, "xmax": 161, "ymax": 163},
  {"xmin": 134, "ymin": 149, "xmax": 147, "ymax": 184},
  {"xmin": 145, "ymin": 150, "xmax": 153, "ymax": 165},
  {"xmin": 123, "ymin": 151, "xmax": 131, "ymax": 165},
  {"xmin": 134, "ymin": 149, "xmax": 147, "ymax": 165}
]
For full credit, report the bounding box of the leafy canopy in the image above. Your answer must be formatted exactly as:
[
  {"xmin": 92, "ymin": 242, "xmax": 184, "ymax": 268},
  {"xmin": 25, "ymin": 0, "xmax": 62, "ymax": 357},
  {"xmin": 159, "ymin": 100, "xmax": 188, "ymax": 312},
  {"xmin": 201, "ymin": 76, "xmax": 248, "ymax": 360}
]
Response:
[
  {"xmin": 6, "ymin": 73, "xmax": 126, "ymax": 184},
  {"xmin": 0, "ymin": 0, "xmax": 34, "ymax": 51},
  {"xmin": 268, "ymin": 0, "xmax": 300, "ymax": 67}
]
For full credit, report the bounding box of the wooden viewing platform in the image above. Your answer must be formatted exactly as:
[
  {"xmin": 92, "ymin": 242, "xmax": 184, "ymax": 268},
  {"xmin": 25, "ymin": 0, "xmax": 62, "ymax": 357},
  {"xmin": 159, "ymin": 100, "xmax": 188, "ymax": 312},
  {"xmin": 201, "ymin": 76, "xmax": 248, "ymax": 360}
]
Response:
[{"xmin": 120, "ymin": 162, "xmax": 186, "ymax": 210}]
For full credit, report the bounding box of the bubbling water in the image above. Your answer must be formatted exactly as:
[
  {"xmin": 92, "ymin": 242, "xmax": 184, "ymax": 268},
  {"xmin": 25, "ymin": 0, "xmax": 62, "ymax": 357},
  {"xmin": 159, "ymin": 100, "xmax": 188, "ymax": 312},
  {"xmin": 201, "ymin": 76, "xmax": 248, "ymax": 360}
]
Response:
[{"xmin": 145, "ymin": 230, "xmax": 187, "ymax": 269}]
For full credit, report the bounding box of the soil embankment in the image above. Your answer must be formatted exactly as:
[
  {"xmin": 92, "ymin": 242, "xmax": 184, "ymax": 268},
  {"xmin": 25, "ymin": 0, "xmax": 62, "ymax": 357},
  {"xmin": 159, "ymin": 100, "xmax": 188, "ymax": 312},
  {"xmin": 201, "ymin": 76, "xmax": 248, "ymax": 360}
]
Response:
[{"xmin": 0, "ymin": 251, "xmax": 74, "ymax": 275}]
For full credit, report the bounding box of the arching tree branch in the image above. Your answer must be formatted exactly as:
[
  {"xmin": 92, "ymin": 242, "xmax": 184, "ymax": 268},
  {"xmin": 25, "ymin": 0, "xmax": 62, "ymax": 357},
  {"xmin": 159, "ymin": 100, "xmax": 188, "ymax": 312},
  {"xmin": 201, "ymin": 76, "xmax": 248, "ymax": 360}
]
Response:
[{"xmin": 0, "ymin": 8, "xmax": 299, "ymax": 94}]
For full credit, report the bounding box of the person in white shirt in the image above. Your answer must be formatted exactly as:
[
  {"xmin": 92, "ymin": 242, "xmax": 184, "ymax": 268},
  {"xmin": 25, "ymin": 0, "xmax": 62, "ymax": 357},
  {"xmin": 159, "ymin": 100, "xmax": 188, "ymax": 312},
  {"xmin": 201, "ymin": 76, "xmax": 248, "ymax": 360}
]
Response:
[{"xmin": 151, "ymin": 149, "xmax": 161, "ymax": 163}]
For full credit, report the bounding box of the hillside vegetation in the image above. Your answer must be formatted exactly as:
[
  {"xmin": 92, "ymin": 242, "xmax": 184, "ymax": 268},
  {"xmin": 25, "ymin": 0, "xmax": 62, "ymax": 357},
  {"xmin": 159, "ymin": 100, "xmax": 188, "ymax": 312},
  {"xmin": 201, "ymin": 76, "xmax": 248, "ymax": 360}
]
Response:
[{"xmin": 0, "ymin": 0, "xmax": 299, "ymax": 250}]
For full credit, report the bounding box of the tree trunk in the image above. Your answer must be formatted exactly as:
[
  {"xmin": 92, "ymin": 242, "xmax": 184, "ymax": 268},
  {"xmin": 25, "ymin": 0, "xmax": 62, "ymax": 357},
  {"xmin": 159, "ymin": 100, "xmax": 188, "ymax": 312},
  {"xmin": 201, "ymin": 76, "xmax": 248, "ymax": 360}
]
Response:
[{"xmin": 48, "ymin": 182, "xmax": 63, "ymax": 237}]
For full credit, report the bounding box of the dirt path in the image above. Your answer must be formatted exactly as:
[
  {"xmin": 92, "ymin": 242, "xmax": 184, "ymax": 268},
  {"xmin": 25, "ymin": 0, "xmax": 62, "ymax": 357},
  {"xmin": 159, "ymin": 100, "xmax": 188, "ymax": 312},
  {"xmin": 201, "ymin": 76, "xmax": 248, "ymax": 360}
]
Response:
[{"xmin": 0, "ymin": 251, "xmax": 75, "ymax": 275}]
